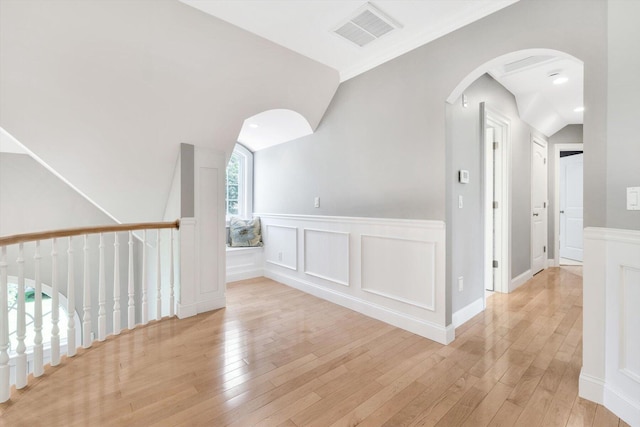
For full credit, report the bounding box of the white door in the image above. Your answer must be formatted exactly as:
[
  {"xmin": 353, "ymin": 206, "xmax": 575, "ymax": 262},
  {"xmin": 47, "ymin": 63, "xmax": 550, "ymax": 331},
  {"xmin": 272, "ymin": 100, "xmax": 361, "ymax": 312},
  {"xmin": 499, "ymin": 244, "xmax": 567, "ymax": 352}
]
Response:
[
  {"xmin": 560, "ymin": 153, "xmax": 583, "ymax": 262},
  {"xmin": 531, "ymin": 139, "xmax": 548, "ymax": 275}
]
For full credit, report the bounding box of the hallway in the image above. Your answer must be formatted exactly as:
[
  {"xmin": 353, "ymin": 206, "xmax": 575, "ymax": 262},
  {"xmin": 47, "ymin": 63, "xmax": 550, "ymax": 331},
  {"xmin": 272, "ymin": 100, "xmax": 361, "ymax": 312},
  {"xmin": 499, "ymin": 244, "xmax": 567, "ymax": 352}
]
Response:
[{"xmin": 0, "ymin": 267, "xmax": 627, "ymax": 426}]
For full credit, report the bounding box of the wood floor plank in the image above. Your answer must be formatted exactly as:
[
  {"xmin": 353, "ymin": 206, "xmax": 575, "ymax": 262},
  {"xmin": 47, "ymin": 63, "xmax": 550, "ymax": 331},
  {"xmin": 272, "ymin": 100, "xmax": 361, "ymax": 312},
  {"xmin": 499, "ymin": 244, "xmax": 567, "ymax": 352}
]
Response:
[{"xmin": 0, "ymin": 268, "xmax": 626, "ymax": 426}]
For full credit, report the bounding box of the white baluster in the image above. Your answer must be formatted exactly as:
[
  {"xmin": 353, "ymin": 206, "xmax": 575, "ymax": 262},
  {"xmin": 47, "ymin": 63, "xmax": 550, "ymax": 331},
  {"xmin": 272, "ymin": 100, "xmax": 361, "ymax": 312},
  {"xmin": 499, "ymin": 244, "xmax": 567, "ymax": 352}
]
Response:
[
  {"xmin": 113, "ymin": 233, "xmax": 121, "ymax": 335},
  {"xmin": 16, "ymin": 243, "xmax": 27, "ymax": 388},
  {"xmin": 67, "ymin": 237, "xmax": 76, "ymax": 357},
  {"xmin": 0, "ymin": 246, "xmax": 10, "ymax": 402},
  {"xmin": 141, "ymin": 230, "xmax": 148, "ymax": 325},
  {"xmin": 98, "ymin": 233, "xmax": 106, "ymax": 341},
  {"xmin": 82, "ymin": 235, "xmax": 92, "ymax": 348},
  {"xmin": 169, "ymin": 228, "xmax": 175, "ymax": 317},
  {"xmin": 33, "ymin": 241, "xmax": 44, "ymax": 377},
  {"xmin": 156, "ymin": 229, "xmax": 162, "ymax": 321},
  {"xmin": 128, "ymin": 231, "xmax": 135, "ymax": 329},
  {"xmin": 51, "ymin": 238, "xmax": 60, "ymax": 366}
]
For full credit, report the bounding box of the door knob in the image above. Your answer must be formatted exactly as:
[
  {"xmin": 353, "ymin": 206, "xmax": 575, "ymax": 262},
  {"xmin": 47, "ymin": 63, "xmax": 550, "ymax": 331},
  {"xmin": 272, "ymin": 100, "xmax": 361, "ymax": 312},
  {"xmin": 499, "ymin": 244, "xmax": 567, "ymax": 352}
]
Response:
[
  {"xmin": 533, "ymin": 213, "xmax": 539, "ymax": 216},
  {"xmin": 560, "ymin": 210, "xmax": 565, "ymax": 214}
]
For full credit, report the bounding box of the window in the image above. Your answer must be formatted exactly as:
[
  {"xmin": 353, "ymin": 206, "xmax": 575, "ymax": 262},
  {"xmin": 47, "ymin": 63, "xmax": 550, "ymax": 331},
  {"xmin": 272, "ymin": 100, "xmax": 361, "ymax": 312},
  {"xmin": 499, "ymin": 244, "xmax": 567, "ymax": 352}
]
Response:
[{"xmin": 225, "ymin": 144, "xmax": 253, "ymax": 219}]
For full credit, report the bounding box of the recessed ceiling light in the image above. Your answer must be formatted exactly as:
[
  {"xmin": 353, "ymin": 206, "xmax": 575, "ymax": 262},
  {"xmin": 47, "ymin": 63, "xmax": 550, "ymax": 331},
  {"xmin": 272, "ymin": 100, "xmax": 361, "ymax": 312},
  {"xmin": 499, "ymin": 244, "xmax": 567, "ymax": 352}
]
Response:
[
  {"xmin": 574, "ymin": 106, "xmax": 585, "ymax": 112},
  {"xmin": 553, "ymin": 76, "xmax": 569, "ymax": 85},
  {"xmin": 249, "ymin": 123, "xmax": 259, "ymax": 129}
]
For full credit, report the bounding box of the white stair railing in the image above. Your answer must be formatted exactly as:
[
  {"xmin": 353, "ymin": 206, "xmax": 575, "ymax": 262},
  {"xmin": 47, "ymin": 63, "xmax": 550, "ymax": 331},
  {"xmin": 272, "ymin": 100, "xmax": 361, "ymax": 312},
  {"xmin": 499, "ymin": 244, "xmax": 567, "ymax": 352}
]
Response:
[{"xmin": 0, "ymin": 220, "xmax": 179, "ymax": 402}]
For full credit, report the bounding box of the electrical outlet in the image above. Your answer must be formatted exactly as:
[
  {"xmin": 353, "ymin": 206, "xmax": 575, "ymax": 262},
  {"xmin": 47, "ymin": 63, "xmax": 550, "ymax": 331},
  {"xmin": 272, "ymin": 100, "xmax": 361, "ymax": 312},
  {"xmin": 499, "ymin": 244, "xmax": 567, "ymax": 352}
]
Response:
[
  {"xmin": 314, "ymin": 197, "xmax": 320, "ymax": 208},
  {"xmin": 458, "ymin": 276, "xmax": 464, "ymax": 292}
]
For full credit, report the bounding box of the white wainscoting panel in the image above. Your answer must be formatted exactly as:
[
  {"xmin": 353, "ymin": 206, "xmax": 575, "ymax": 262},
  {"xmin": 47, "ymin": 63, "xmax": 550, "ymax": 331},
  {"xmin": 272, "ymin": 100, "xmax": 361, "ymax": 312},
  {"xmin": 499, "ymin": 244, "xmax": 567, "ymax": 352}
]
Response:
[
  {"xmin": 361, "ymin": 235, "xmax": 435, "ymax": 310},
  {"xmin": 304, "ymin": 229, "xmax": 349, "ymax": 286},
  {"xmin": 226, "ymin": 247, "xmax": 264, "ymax": 282},
  {"xmin": 581, "ymin": 227, "xmax": 640, "ymax": 427},
  {"xmin": 265, "ymin": 225, "xmax": 297, "ymax": 271},
  {"xmin": 620, "ymin": 266, "xmax": 640, "ymax": 383},
  {"xmin": 257, "ymin": 213, "xmax": 452, "ymax": 344}
]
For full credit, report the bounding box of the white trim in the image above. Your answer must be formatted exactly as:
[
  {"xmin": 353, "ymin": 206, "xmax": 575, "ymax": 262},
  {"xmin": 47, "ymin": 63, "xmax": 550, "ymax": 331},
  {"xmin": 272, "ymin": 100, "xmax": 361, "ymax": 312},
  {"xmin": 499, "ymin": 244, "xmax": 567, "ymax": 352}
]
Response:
[
  {"xmin": 510, "ymin": 269, "xmax": 533, "ymax": 292},
  {"xmin": 302, "ymin": 228, "xmax": 350, "ymax": 287},
  {"xmin": 227, "ymin": 269, "xmax": 263, "ymax": 283},
  {"xmin": 452, "ymin": 298, "xmax": 484, "ymax": 328},
  {"xmin": 481, "ymin": 104, "xmax": 511, "ymax": 294},
  {"xmin": 531, "ymin": 135, "xmax": 548, "ymax": 276},
  {"xmin": 603, "ymin": 384, "xmax": 640, "ymax": 427},
  {"xmin": 360, "ymin": 234, "xmax": 436, "ymax": 311},
  {"xmin": 548, "ymin": 258, "xmax": 557, "ymax": 267},
  {"xmin": 264, "ymin": 269, "xmax": 454, "ymax": 345},
  {"xmin": 176, "ymin": 302, "xmax": 198, "ymax": 319},
  {"xmin": 584, "ymin": 227, "xmax": 640, "ymax": 244},
  {"xmin": 579, "ymin": 371, "xmax": 605, "ymax": 404},
  {"xmin": 553, "ymin": 143, "xmax": 584, "ymax": 267},
  {"xmin": 255, "ymin": 213, "xmax": 445, "ymax": 230}
]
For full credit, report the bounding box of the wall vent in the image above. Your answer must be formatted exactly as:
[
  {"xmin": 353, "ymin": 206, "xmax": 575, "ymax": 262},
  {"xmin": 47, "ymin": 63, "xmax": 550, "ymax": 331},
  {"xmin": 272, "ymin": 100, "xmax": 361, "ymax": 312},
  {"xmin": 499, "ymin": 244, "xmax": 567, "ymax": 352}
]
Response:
[{"xmin": 333, "ymin": 3, "xmax": 402, "ymax": 48}]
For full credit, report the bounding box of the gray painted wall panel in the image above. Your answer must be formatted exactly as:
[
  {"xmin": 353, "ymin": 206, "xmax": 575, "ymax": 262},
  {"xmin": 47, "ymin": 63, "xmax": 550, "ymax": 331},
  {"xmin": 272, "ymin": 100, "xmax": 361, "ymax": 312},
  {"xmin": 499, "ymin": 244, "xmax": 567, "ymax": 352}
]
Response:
[{"xmin": 607, "ymin": 0, "xmax": 640, "ymax": 230}]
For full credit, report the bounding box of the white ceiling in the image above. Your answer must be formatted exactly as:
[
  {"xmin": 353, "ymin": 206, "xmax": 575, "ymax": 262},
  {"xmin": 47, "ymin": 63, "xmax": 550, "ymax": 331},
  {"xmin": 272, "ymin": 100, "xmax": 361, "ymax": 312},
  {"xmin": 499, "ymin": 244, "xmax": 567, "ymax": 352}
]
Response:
[
  {"xmin": 180, "ymin": 0, "xmax": 520, "ymax": 82},
  {"xmin": 489, "ymin": 56, "xmax": 584, "ymax": 136}
]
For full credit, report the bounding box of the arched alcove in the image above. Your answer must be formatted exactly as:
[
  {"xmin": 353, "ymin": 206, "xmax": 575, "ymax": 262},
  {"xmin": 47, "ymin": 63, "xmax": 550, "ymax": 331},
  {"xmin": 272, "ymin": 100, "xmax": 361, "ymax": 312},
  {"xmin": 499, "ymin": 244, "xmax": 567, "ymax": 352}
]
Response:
[{"xmin": 237, "ymin": 109, "xmax": 313, "ymax": 152}]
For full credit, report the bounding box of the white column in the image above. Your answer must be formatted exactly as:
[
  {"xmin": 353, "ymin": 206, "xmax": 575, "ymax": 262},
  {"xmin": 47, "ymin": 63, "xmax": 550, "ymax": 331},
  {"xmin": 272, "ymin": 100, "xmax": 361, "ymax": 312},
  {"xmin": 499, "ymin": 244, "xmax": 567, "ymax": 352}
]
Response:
[
  {"xmin": 98, "ymin": 233, "xmax": 106, "ymax": 341},
  {"xmin": 67, "ymin": 237, "xmax": 76, "ymax": 357},
  {"xmin": 127, "ymin": 231, "xmax": 135, "ymax": 329},
  {"xmin": 113, "ymin": 233, "xmax": 121, "ymax": 335},
  {"xmin": 0, "ymin": 246, "xmax": 10, "ymax": 402},
  {"xmin": 82, "ymin": 235, "xmax": 92, "ymax": 348},
  {"xmin": 50, "ymin": 238, "xmax": 60, "ymax": 366},
  {"xmin": 16, "ymin": 243, "xmax": 27, "ymax": 388},
  {"xmin": 33, "ymin": 241, "xmax": 44, "ymax": 377},
  {"xmin": 178, "ymin": 218, "xmax": 197, "ymax": 319}
]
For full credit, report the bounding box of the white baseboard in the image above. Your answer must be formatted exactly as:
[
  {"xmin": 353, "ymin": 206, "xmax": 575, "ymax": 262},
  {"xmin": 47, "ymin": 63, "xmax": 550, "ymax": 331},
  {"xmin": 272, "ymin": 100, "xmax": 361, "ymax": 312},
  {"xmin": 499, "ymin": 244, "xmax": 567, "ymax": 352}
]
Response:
[
  {"xmin": 510, "ymin": 269, "xmax": 532, "ymax": 292},
  {"xmin": 579, "ymin": 371, "xmax": 605, "ymax": 404},
  {"xmin": 452, "ymin": 298, "xmax": 484, "ymax": 328},
  {"xmin": 604, "ymin": 383, "xmax": 640, "ymax": 427},
  {"xmin": 177, "ymin": 296, "xmax": 226, "ymax": 319},
  {"xmin": 265, "ymin": 269, "xmax": 454, "ymax": 345},
  {"xmin": 197, "ymin": 297, "xmax": 226, "ymax": 314},
  {"xmin": 177, "ymin": 302, "xmax": 198, "ymax": 319},
  {"xmin": 227, "ymin": 269, "xmax": 263, "ymax": 283},
  {"xmin": 547, "ymin": 258, "xmax": 557, "ymax": 267}
]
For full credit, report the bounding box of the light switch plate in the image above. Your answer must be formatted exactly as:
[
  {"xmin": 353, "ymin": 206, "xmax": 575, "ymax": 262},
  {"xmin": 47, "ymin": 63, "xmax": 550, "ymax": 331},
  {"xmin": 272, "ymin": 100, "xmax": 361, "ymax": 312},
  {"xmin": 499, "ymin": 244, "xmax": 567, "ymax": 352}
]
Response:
[{"xmin": 627, "ymin": 187, "xmax": 640, "ymax": 210}]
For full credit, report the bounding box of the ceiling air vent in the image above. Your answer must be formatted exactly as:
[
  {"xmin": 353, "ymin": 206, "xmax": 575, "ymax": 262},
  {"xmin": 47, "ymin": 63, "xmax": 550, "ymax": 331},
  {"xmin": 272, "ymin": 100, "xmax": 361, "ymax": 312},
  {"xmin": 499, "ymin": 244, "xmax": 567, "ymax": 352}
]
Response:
[{"xmin": 333, "ymin": 3, "xmax": 402, "ymax": 48}]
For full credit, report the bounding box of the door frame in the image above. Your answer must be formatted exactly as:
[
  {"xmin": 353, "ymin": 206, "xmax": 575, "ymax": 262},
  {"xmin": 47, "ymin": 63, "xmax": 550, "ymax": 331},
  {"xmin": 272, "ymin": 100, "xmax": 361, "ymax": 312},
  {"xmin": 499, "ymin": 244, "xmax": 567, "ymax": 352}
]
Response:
[
  {"xmin": 553, "ymin": 143, "xmax": 584, "ymax": 267},
  {"xmin": 530, "ymin": 136, "xmax": 548, "ymax": 275},
  {"xmin": 481, "ymin": 103, "xmax": 511, "ymax": 294}
]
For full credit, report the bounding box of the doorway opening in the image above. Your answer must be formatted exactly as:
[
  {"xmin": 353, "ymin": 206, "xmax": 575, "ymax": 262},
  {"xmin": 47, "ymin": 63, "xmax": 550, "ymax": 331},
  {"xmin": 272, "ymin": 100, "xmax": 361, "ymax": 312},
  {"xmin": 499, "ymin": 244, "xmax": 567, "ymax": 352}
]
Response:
[
  {"xmin": 481, "ymin": 103, "xmax": 510, "ymax": 294},
  {"xmin": 553, "ymin": 143, "xmax": 584, "ymax": 266}
]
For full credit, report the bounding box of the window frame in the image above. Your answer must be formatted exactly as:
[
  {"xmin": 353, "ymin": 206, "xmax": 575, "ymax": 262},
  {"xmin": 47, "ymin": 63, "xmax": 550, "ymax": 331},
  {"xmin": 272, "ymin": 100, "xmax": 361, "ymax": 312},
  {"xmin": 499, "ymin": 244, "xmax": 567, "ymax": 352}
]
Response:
[{"xmin": 226, "ymin": 143, "xmax": 253, "ymax": 221}]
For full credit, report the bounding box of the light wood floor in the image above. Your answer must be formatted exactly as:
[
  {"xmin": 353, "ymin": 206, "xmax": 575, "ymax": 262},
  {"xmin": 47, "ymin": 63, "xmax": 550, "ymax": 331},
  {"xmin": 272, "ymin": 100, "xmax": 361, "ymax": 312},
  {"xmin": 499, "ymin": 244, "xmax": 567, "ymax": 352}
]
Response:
[{"xmin": 0, "ymin": 267, "xmax": 629, "ymax": 426}]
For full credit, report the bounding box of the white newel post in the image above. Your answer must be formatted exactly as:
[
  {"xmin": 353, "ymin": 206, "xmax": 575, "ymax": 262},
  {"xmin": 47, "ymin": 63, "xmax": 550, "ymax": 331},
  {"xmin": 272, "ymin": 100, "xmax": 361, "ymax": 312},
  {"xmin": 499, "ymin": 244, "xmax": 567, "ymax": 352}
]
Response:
[{"xmin": 177, "ymin": 218, "xmax": 196, "ymax": 319}]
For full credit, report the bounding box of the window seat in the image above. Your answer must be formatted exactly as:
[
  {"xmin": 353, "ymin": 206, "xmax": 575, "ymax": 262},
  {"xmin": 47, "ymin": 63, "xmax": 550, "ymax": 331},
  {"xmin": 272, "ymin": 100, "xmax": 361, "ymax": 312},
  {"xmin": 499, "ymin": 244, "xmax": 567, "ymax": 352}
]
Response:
[{"xmin": 226, "ymin": 245, "xmax": 264, "ymax": 283}]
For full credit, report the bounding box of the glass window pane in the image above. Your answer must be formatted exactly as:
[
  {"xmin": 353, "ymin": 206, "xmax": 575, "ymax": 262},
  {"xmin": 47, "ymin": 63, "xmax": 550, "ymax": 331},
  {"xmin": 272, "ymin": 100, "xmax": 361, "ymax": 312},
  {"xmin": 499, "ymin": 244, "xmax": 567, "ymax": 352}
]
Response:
[{"xmin": 228, "ymin": 201, "xmax": 238, "ymax": 215}]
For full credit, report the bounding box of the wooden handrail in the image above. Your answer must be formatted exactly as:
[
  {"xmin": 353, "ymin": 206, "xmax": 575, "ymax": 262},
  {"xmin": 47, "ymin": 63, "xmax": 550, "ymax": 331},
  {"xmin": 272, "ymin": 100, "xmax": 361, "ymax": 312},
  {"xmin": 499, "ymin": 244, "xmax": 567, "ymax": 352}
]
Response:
[{"xmin": 0, "ymin": 220, "xmax": 180, "ymax": 246}]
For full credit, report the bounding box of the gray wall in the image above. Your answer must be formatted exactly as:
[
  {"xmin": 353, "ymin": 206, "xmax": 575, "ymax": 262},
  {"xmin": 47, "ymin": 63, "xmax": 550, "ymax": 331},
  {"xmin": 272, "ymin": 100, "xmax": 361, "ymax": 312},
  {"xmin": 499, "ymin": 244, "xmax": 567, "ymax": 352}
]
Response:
[
  {"xmin": 0, "ymin": 0, "xmax": 338, "ymax": 223},
  {"xmin": 607, "ymin": 0, "xmax": 640, "ymax": 230},
  {"xmin": 547, "ymin": 124, "xmax": 583, "ymax": 259},
  {"xmin": 254, "ymin": 0, "xmax": 607, "ymax": 226},
  {"xmin": 253, "ymin": 0, "xmax": 608, "ymax": 322},
  {"xmin": 447, "ymin": 75, "xmax": 546, "ymax": 313}
]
